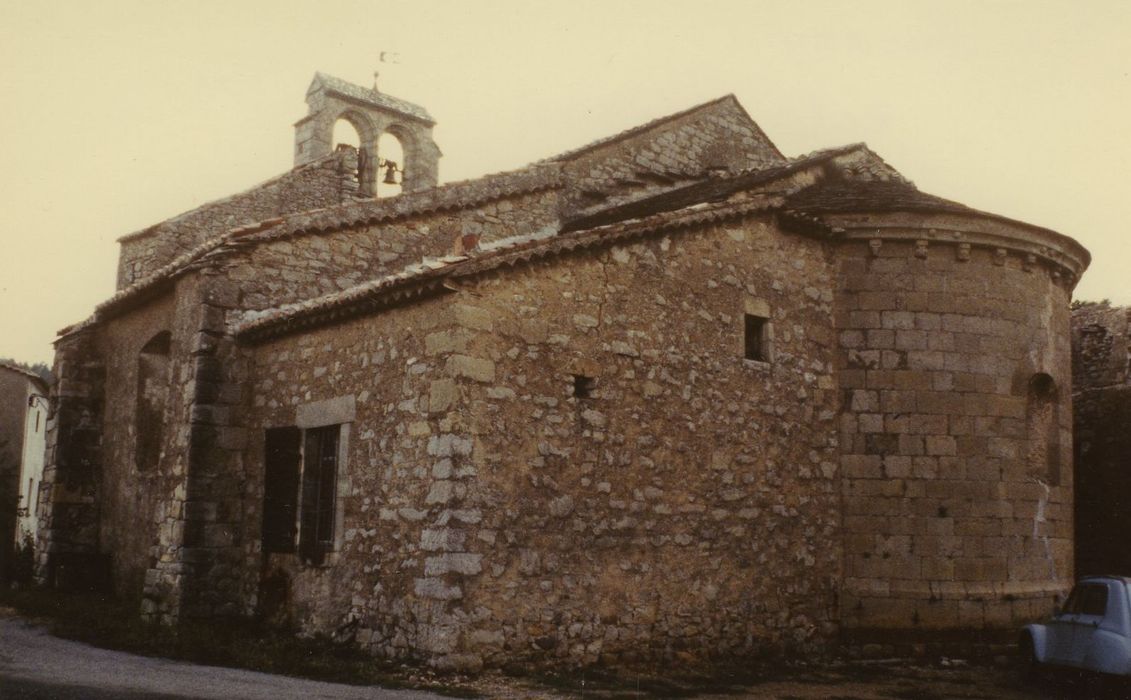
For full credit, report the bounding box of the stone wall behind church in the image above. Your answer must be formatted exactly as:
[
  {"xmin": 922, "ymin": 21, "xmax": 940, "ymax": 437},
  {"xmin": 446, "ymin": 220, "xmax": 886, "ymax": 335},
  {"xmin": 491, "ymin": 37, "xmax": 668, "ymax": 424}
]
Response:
[{"xmin": 1071, "ymin": 302, "xmax": 1131, "ymax": 577}]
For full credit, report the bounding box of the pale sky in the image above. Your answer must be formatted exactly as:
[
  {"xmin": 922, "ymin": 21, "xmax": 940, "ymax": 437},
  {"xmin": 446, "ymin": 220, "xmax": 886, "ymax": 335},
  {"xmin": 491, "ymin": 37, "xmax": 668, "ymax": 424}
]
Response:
[{"xmin": 1, "ymin": 0, "xmax": 1128, "ymax": 365}]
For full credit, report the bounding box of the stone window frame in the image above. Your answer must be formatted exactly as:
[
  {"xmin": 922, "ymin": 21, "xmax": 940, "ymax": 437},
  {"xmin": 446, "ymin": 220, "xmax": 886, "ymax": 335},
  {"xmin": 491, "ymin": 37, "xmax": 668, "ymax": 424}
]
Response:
[
  {"xmin": 742, "ymin": 297, "xmax": 774, "ymax": 367},
  {"xmin": 291, "ymin": 394, "xmax": 355, "ymax": 567}
]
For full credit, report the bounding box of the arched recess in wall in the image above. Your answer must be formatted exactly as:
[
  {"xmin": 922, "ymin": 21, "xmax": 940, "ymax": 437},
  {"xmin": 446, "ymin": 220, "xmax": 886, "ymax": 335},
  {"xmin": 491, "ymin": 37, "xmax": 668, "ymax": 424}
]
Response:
[
  {"xmin": 376, "ymin": 129, "xmax": 406, "ymax": 199},
  {"xmin": 1026, "ymin": 372, "xmax": 1061, "ymax": 485},
  {"xmin": 136, "ymin": 331, "xmax": 171, "ymax": 472},
  {"xmin": 331, "ymin": 114, "xmax": 369, "ymax": 194}
]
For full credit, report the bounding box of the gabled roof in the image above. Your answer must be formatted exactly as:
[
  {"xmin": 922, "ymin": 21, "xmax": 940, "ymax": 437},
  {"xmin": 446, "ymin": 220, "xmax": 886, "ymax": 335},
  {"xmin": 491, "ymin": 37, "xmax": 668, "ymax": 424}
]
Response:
[
  {"xmin": 0, "ymin": 361, "xmax": 48, "ymax": 391},
  {"xmin": 64, "ymin": 163, "xmax": 563, "ymax": 337},
  {"xmin": 561, "ymin": 144, "xmax": 874, "ymax": 233},
  {"xmin": 235, "ymin": 136, "xmax": 1091, "ymax": 342},
  {"xmin": 540, "ymin": 94, "xmax": 785, "ymax": 164},
  {"xmin": 80, "ymin": 91, "xmax": 1086, "ymax": 344},
  {"xmin": 784, "ymin": 177, "xmax": 975, "ymax": 216},
  {"xmin": 309, "ymin": 72, "xmax": 434, "ymax": 125},
  {"xmin": 782, "ymin": 174, "xmax": 1074, "ymax": 243}
]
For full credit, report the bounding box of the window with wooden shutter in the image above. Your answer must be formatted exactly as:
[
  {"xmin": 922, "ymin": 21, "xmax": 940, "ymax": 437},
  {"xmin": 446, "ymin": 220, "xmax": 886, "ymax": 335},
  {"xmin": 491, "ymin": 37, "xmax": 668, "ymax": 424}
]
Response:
[
  {"xmin": 299, "ymin": 425, "xmax": 340, "ymax": 565},
  {"xmin": 262, "ymin": 427, "xmax": 301, "ymax": 553}
]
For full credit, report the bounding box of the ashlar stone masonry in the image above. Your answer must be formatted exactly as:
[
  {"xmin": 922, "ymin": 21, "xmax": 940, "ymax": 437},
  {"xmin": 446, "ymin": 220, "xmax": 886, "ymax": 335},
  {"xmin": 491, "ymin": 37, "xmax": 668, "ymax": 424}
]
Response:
[{"xmin": 37, "ymin": 73, "xmax": 1090, "ymax": 671}]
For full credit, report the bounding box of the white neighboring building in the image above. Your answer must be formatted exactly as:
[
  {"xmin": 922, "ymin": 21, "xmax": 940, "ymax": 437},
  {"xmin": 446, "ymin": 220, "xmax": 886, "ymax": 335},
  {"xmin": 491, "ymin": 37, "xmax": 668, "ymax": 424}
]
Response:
[
  {"xmin": 18, "ymin": 379, "xmax": 48, "ymax": 544},
  {"xmin": 0, "ymin": 362, "xmax": 48, "ymax": 575}
]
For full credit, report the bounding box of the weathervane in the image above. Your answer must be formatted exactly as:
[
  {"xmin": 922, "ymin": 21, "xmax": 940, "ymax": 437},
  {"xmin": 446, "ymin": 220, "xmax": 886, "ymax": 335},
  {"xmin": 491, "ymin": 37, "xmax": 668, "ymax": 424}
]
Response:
[
  {"xmin": 370, "ymin": 50, "xmax": 405, "ymax": 185},
  {"xmin": 373, "ymin": 51, "xmax": 401, "ymax": 92}
]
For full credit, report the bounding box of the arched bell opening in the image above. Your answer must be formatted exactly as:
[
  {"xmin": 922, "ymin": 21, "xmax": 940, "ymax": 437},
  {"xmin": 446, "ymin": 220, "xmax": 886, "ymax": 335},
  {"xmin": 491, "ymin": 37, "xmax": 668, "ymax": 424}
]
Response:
[
  {"xmin": 332, "ymin": 118, "xmax": 361, "ymax": 149},
  {"xmin": 331, "ymin": 112, "xmax": 376, "ymax": 196},
  {"xmin": 376, "ymin": 131, "xmax": 405, "ymax": 199}
]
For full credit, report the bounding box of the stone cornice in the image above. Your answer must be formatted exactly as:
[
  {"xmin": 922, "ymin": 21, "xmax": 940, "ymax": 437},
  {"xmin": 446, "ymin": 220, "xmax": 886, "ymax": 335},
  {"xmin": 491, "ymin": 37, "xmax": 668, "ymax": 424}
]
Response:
[{"xmin": 826, "ymin": 211, "xmax": 1090, "ymax": 284}]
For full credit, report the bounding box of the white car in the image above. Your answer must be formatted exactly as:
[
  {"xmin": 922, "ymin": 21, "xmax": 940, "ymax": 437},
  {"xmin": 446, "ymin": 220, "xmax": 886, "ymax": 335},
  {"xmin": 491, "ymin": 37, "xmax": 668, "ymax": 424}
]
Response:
[{"xmin": 1021, "ymin": 576, "xmax": 1131, "ymax": 677}]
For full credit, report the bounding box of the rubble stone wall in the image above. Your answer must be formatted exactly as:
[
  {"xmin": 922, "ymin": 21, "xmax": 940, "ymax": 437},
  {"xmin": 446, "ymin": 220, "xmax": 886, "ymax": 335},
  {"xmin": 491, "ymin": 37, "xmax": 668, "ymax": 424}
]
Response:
[
  {"xmin": 117, "ymin": 149, "xmax": 365, "ymax": 289},
  {"xmin": 239, "ymin": 298, "xmax": 466, "ymax": 658},
  {"xmin": 236, "ymin": 212, "xmax": 842, "ymax": 670},
  {"xmin": 35, "ymin": 330, "xmax": 106, "ymax": 590},
  {"xmin": 1071, "ymin": 302, "xmax": 1131, "ymax": 576},
  {"xmin": 454, "ymin": 215, "xmax": 841, "ymax": 668},
  {"xmin": 832, "ymin": 216, "xmax": 1076, "ymax": 640}
]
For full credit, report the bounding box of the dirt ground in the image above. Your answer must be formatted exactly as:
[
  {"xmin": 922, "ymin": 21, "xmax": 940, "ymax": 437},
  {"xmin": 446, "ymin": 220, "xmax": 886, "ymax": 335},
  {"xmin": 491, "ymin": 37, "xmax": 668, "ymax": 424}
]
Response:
[{"xmin": 464, "ymin": 659, "xmax": 1131, "ymax": 699}]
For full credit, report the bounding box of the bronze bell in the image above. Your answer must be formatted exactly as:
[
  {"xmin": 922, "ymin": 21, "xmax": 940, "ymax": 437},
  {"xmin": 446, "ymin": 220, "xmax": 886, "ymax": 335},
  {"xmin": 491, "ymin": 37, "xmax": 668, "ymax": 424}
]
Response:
[{"xmin": 382, "ymin": 161, "xmax": 400, "ymax": 185}]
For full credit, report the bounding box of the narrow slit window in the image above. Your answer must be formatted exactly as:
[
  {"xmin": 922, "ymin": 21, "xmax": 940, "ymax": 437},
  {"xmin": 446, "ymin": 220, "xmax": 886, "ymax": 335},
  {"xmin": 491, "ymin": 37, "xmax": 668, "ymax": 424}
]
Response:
[{"xmin": 744, "ymin": 314, "xmax": 769, "ymax": 362}]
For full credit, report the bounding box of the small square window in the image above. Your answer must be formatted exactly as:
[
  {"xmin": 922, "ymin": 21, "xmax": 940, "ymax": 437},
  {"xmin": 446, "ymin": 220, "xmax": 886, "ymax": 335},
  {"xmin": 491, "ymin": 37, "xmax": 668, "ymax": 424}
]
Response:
[
  {"xmin": 573, "ymin": 374, "xmax": 596, "ymax": 399},
  {"xmin": 744, "ymin": 314, "xmax": 769, "ymax": 362}
]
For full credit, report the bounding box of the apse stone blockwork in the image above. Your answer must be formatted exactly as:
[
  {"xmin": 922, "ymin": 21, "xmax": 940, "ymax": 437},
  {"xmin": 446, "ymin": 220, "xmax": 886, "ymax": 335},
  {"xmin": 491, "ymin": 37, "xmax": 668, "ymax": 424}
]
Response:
[{"xmin": 36, "ymin": 73, "xmax": 1090, "ymax": 671}]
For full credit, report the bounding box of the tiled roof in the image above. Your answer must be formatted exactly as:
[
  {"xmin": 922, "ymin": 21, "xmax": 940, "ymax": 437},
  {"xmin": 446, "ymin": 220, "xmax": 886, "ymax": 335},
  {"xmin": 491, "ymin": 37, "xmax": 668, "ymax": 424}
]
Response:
[
  {"xmin": 539, "ymin": 94, "xmax": 785, "ymax": 164},
  {"xmin": 235, "ymin": 197, "xmax": 781, "ymax": 343},
  {"xmin": 784, "ymin": 178, "xmax": 976, "ymax": 216},
  {"xmin": 782, "ymin": 176, "xmax": 1070, "ymax": 241},
  {"xmin": 66, "ymin": 164, "xmax": 563, "ymax": 334},
  {"xmin": 229, "ymin": 163, "xmax": 561, "ymax": 246},
  {"xmin": 117, "ymin": 149, "xmax": 349, "ymax": 243},
  {"xmin": 312, "ymin": 72, "xmax": 434, "ymax": 124},
  {"xmin": 236, "ymin": 138, "xmax": 1089, "ymax": 342},
  {"xmin": 561, "ymin": 144, "xmax": 870, "ymax": 233},
  {"xmin": 0, "ymin": 361, "xmax": 48, "ymax": 390},
  {"xmin": 76, "ymin": 144, "xmax": 905, "ymax": 337}
]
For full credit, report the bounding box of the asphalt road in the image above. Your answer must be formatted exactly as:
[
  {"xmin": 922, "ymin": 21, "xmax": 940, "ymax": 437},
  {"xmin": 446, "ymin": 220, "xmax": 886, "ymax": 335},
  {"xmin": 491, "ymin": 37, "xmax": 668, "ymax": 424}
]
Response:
[
  {"xmin": 0, "ymin": 615, "xmax": 446, "ymax": 700},
  {"xmin": 5, "ymin": 611, "xmax": 1130, "ymax": 699}
]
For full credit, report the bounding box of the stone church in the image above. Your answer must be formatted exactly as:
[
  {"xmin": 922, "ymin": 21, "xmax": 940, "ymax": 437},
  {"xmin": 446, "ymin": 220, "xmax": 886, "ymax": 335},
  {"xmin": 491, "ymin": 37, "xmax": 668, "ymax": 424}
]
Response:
[{"xmin": 37, "ymin": 73, "xmax": 1089, "ymax": 671}]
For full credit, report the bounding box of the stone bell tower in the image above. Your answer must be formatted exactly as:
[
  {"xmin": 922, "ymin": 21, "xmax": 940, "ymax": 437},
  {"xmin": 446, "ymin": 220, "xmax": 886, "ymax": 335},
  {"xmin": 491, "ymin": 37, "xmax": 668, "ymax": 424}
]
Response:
[{"xmin": 293, "ymin": 72, "xmax": 441, "ymax": 196}]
